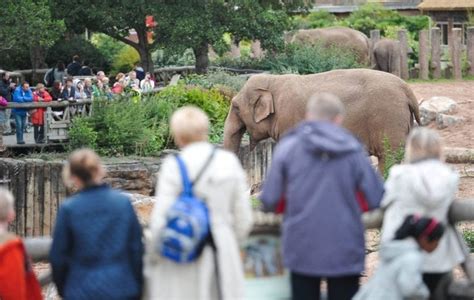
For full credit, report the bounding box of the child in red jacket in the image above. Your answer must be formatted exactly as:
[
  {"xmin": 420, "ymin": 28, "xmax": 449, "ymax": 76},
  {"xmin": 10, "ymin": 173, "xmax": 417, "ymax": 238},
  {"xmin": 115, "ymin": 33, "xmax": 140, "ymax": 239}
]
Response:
[
  {"xmin": 0, "ymin": 188, "xmax": 42, "ymax": 300},
  {"xmin": 32, "ymin": 83, "xmax": 52, "ymax": 143}
]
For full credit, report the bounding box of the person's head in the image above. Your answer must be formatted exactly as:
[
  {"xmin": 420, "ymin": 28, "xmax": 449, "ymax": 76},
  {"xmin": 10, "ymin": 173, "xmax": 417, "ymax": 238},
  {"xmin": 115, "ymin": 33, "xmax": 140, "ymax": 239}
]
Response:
[
  {"xmin": 96, "ymin": 71, "xmax": 105, "ymax": 82},
  {"xmin": 306, "ymin": 93, "xmax": 345, "ymax": 125},
  {"xmin": 63, "ymin": 149, "xmax": 106, "ymax": 190},
  {"xmin": 170, "ymin": 106, "xmax": 209, "ymax": 148},
  {"xmin": 57, "ymin": 61, "xmax": 65, "ymax": 71},
  {"xmin": 145, "ymin": 72, "xmax": 151, "ymax": 80},
  {"xmin": 76, "ymin": 81, "xmax": 84, "ymax": 90},
  {"xmin": 115, "ymin": 73, "xmax": 125, "ymax": 81},
  {"xmin": 395, "ymin": 215, "xmax": 445, "ymax": 253},
  {"xmin": 405, "ymin": 127, "xmax": 443, "ymax": 164},
  {"xmin": 65, "ymin": 78, "xmax": 73, "ymax": 88},
  {"xmin": 53, "ymin": 80, "xmax": 62, "ymax": 90},
  {"xmin": 0, "ymin": 188, "xmax": 15, "ymax": 225},
  {"xmin": 102, "ymin": 77, "xmax": 109, "ymax": 86},
  {"xmin": 21, "ymin": 81, "xmax": 30, "ymax": 91},
  {"xmin": 84, "ymin": 78, "xmax": 92, "ymax": 87},
  {"xmin": 73, "ymin": 55, "xmax": 80, "ymax": 63},
  {"xmin": 2, "ymin": 72, "xmax": 10, "ymax": 81},
  {"xmin": 129, "ymin": 71, "xmax": 137, "ymax": 80},
  {"xmin": 83, "ymin": 60, "xmax": 90, "ymax": 66},
  {"xmin": 36, "ymin": 83, "xmax": 45, "ymax": 92}
]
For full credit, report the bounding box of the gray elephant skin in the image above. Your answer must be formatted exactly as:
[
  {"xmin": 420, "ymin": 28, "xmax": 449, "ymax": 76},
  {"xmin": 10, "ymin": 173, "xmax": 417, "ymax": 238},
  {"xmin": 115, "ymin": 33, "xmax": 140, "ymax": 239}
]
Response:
[
  {"xmin": 223, "ymin": 69, "xmax": 421, "ymax": 170},
  {"xmin": 289, "ymin": 27, "xmax": 371, "ymax": 65},
  {"xmin": 373, "ymin": 39, "xmax": 402, "ymax": 77}
]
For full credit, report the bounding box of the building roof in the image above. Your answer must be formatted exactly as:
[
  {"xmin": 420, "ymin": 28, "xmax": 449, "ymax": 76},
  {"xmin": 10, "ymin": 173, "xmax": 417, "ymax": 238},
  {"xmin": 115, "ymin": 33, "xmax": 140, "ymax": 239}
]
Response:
[{"xmin": 418, "ymin": 0, "xmax": 474, "ymax": 11}]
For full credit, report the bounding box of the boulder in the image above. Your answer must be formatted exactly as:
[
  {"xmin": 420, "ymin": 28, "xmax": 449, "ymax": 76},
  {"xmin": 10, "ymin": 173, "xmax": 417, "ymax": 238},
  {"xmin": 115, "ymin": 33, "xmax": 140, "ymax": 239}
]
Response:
[
  {"xmin": 420, "ymin": 96, "xmax": 458, "ymax": 125},
  {"xmin": 436, "ymin": 113, "xmax": 465, "ymax": 129}
]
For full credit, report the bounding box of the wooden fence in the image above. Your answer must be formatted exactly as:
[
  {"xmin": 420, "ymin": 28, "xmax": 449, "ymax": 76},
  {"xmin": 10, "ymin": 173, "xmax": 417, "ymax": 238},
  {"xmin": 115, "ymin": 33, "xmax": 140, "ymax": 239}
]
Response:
[{"xmin": 371, "ymin": 27, "xmax": 474, "ymax": 80}]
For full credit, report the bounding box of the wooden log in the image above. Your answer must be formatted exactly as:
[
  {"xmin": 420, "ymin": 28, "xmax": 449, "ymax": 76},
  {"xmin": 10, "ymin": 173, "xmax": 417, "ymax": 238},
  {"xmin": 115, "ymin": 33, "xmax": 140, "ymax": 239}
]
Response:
[
  {"xmin": 467, "ymin": 27, "xmax": 474, "ymax": 77},
  {"xmin": 451, "ymin": 28, "xmax": 463, "ymax": 80},
  {"xmin": 419, "ymin": 30, "xmax": 429, "ymax": 80},
  {"xmin": 34, "ymin": 161, "xmax": 45, "ymax": 236},
  {"xmin": 25, "ymin": 161, "xmax": 35, "ymax": 236},
  {"xmin": 431, "ymin": 27, "xmax": 442, "ymax": 79},
  {"xmin": 43, "ymin": 164, "xmax": 52, "ymax": 236},
  {"xmin": 445, "ymin": 147, "xmax": 474, "ymax": 164},
  {"xmin": 12, "ymin": 161, "xmax": 26, "ymax": 236},
  {"xmin": 398, "ymin": 29, "xmax": 410, "ymax": 80},
  {"xmin": 6, "ymin": 100, "xmax": 92, "ymax": 109}
]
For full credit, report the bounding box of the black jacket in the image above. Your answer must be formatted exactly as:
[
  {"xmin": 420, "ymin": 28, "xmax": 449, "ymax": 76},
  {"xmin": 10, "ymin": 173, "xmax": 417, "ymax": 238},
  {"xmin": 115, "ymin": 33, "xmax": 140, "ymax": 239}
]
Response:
[
  {"xmin": 0, "ymin": 80, "xmax": 13, "ymax": 102},
  {"xmin": 67, "ymin": 62, "xmax": 82, "ymax": 76}
]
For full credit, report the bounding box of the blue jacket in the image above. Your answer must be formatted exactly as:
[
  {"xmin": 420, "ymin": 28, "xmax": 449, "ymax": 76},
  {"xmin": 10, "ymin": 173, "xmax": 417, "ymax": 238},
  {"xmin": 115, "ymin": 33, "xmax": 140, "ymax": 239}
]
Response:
[
  {"xmin": 50, "ymin": 184, "xmax": 144, "ymax": 300},
  {"xmin": 12, "ymin": 86, "xmax": 33, "ymax": 116},
  {"xmin": 260, "ymin": 121, "xmax": 384, "ymax": 277}
]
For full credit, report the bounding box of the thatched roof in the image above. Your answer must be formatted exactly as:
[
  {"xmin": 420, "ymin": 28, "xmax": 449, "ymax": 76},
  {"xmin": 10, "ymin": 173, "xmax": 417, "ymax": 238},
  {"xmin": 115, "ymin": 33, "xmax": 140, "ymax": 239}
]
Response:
[{"xmin": 418, "ymin": 0, "xmax": 474, "ymax": 11}]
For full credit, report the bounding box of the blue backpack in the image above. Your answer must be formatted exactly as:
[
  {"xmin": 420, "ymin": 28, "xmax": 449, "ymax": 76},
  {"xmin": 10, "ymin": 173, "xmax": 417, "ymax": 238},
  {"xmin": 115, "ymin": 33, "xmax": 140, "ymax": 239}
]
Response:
[{"xmin": 158, "ymin": 148, "xmax": 217, "ymax": 263}]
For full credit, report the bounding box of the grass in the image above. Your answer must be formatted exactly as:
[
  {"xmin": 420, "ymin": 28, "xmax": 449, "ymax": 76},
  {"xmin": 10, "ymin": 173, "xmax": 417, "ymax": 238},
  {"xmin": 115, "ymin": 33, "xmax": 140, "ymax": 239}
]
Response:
[{"xmin": 463, "ymin": 230, "xmax": 474, "ymax": 253}]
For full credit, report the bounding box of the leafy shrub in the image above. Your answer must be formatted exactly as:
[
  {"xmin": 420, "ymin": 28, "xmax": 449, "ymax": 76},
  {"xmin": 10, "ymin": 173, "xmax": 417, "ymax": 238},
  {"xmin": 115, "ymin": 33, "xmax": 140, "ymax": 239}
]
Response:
[
  {"xmin": 383, "ymin": 137, "xmax": 405, "ymax": 179},
  {"xmin": 291, "ymin": 10, "xmax": 337, "ymax": 29},
  {"xmin": 91, "ymin": 33, "xmax": 127, "ymax": 65},
  {"xmin": 153, "ymin": 48, "xmax": 196, "ymax": 68},
  {"xmin": 463, "ymin": 230, "xmax": 474, "ymax": 253},
  {"xmin": 69, "ymin": 85, "xmax": 230, "ymax": 156},
  {"xmin": 46, "ymin": 35, "xmax": 110, "ymax": 72},
  {"xmin": 184, "ymin": 70, "xmax": 248, "ymax": 92},
  {"xmin": 111, "ymin": 46, "xmax": 140, "ymax": 74}
]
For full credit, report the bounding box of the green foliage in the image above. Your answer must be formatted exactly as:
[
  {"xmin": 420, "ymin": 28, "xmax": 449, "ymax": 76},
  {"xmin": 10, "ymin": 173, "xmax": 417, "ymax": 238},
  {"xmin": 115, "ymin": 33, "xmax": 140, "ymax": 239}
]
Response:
[
  {"xmin": 153, "ymin": 48, "xmax": 196, "ymax": 68},
  {"xmin": 69, "ymin": 85, "xmax": 230, "ymax": 156},
  {"xmin": 46, "ymin": 35, "xmax": 110, "ymax": 71},
  {"xmin": 291, "ymin": 10, "xmax": 337, "ymax": 29},
  {"xmin": 184, "ymin": 70, "xmax": 248, "ymax": 92},
  {"xmin": 383, "ymin": 137, "xmax": 405, "ymax": 180},
  {"xmin": 91, "ymin": 33, "xmax": 127, "ymax": 66},
  {"xmin": 111, "ymin": 46, "xmax": 140, "ymax": 74},
  {"xmin": 463, "ymin": 230, "xmax": 474, "ymax": 253}
]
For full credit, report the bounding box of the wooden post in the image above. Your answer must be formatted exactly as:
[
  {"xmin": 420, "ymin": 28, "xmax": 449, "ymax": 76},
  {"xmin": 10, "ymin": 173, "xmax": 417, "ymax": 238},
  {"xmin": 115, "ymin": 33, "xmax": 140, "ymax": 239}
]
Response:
[
  {"xmin": 431, "ymin": 27, "xmax": 442, "ymax": 79},
  {"xmin": 467, "ymin": 27, "xmax": 474, "ymax": 76},
  {"xmin": 419, "ymin": 30, "xmax": 429, "ymax": 80},
  {"xmin": 448, "ymin": 18, "xmax": 454, "ymax": 56},
  {"xmin": 370, "ymin": 30, "xmax": 381, "ymax": 67},
  {"xmin": 398, "ymin": 29, "xmax": 409, "ymax": 80},
  {"xmin": 451, "ymin": 28, "xmax": 462, "ymax": 80}
]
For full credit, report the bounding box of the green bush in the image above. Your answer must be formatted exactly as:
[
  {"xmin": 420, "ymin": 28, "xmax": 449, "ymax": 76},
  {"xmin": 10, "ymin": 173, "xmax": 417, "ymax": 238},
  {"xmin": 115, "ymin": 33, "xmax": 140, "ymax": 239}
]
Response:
[
  {"xmin": 91, "ymin": 33, "xmax": 127, "ymax": 66},
  {"xmin": 46, "ymin": 35, "xmax": 110, "ymax": 72},
  {"xmin": 69, "ymin": 85, "xmax": 230, "ymax": 156},
  {"xmin": 383, "ymin": 137, "xmax": 405, "ymax": 180},
  {"xmin": 111, "ymin": 46, "xmax": 140, "ymax": 74},
  {"xmin": 291, "ymin": 10, "xmax": 337, "ymax": 29},
  {"xmin": 184, "ymin": 70, "xmax": 248, "ymax": 92},
  {"xmin": 463, "ymin": 230, "xmax": 474, "ymax": 253}
]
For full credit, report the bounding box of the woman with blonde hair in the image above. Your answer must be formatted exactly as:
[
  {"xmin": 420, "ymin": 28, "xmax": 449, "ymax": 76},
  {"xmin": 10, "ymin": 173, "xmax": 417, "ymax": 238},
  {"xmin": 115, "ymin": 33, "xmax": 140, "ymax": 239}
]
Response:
[
  {"xmin": 145, "ymin": 106, "xmax": 253, "ymax": 300},
  {"xmin": 50, "ymin": 149, "xmax": 143, "ymax": 299},
  {"xmin": 380, "ymin": 127, "xmax": 465, "ymax": 299}
]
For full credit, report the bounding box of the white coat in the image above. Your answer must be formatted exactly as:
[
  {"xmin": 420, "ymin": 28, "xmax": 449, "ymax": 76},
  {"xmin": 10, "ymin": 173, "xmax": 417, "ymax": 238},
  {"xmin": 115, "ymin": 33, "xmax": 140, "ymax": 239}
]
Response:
[
  {"xmin": 380, "ymin": 159, "xmax": 465, "ymax": 273},
  {"xmin": 354, "ymin": 239, "xmax": 429, "ymax": 300},
  {"xmin": 144, "ymin": 142, "xmax": 253, "ymax": 300}
]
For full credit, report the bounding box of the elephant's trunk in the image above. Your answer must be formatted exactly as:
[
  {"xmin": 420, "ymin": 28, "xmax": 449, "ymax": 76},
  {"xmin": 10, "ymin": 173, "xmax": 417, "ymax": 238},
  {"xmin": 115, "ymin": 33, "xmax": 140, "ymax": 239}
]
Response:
[{"xmin": 223, "ymin": 107, "xmax": 245, "ymax": 154}]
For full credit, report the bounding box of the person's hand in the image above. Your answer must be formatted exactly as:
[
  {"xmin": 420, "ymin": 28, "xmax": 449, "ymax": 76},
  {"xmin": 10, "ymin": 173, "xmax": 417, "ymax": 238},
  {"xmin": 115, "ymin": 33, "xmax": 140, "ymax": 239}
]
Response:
[{"xmin": 9, "ymin": 82, "xmax": 15, "ymax": 89}]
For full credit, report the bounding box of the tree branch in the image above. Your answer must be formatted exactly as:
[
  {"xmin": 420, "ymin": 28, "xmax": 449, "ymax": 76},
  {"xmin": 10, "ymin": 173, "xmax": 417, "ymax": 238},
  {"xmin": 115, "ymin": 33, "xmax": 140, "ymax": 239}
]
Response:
[{"xmin": 102, "ymin": 30, "xmax": 139, "ymax": 49}]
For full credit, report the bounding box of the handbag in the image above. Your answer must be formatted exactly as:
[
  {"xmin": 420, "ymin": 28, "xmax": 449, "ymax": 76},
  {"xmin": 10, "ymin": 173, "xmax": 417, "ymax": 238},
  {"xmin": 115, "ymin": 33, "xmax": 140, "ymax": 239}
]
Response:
[{"xmin": 0, "ymin": 96, "xmax": 7, "ymax": 107}]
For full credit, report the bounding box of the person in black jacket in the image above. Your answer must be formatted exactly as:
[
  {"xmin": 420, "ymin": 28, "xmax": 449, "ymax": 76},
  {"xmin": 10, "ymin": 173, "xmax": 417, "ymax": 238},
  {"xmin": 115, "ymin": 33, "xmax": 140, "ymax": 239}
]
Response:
[
  {"xmin": 66, "ymin": 55, "xmax": 82, "ymax": 76},
  {"xmin": 0, "ymin": 72, "xmax": 15, "ymax": 134},
  {"xmin": 78, "ymin": 60, "xmax": 93, "ymax": 76},
  {"xmin": 60, "ymin": 78, "xmax": 76, "ymax": 100}
]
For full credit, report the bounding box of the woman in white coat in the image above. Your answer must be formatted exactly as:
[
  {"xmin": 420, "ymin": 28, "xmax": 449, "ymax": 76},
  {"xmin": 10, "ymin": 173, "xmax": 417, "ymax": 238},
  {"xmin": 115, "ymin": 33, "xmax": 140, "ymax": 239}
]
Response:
[
  {"xmin": 145, "ymin": 106, "xmax": 253, "ymax": 300},
  {"xmin": 380, "ymin": 127, "xmax": 465, "ymax": 298}
]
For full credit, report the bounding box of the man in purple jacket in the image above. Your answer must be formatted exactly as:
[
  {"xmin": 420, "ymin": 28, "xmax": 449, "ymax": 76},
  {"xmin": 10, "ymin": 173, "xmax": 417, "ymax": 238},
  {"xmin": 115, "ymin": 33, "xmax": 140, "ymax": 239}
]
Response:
[{"xmin": 260, "ymin": 93, "xmax": 384, "ymax": 300}]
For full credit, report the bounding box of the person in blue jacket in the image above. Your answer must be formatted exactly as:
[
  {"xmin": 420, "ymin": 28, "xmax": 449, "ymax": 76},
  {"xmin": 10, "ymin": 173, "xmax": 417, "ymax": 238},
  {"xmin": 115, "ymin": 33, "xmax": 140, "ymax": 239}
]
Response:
[
  {"xmin": 50, "ymin": 149, "xmax": 144, "ymax": 300},
  {"xmin": 12, "ymin": 82, "xmax": 33, "ymax": 144},
  {"xmin": 260, "ymin": 93, "xmax": 385, "ymax": 300}
]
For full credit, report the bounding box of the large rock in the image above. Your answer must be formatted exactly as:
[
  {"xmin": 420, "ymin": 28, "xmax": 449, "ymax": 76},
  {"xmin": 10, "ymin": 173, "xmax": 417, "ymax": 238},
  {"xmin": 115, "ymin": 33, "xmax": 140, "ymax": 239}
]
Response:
[
  {"xmin": 420, "ymin": 96, "xmax": 458, "ymax": 125},
  {"xmin": 436, "ymin": 113, "xmax": 465, "ymax": 129}
]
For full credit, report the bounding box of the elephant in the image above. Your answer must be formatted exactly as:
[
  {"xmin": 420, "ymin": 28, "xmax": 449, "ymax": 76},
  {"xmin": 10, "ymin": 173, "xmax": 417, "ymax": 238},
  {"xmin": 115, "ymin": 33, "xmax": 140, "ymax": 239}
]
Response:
[
  {"xmin": 373, "ymin": 39, "xmax": 402, "ymax": 77},
  {"xmin": 289, "ymin": 27, "xmax": 371, "ymax": 65},
  {"xmin": 223, "ymin": 69, "xmax": 421, "ymax": 171}
]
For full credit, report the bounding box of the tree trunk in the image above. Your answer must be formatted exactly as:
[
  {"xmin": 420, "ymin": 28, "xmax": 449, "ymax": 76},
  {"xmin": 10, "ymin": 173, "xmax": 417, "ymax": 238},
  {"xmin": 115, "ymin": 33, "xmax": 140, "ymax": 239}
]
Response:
[
  {"xmin": 194, "ymin": 43, "xmax": 209, "ymax": 74},
  {"xmin": 30, "ymin": 44, "xmax": 47, "ymax": 84},
  {"xmin": 136, "ymin": 28, "xmax": 154, "ymax": 73}
]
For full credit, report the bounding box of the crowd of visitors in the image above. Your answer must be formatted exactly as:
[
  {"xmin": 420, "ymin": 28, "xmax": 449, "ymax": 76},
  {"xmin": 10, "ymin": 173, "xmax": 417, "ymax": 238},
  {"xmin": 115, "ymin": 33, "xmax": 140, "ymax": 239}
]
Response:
[
  {"xmin": 0, "ymin": 55, "xmax": 158, "ymax": 147},
  {"xmin": 0, "ymin": 92, "xmax": 469, "ymax": 300}
]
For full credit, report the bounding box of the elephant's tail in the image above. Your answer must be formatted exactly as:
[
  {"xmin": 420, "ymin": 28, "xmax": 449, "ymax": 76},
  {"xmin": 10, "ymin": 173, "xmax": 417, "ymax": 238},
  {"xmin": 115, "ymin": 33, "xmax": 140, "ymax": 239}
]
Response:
[{"xmin": 405, "ymin": 86, "xmax": 421, "ymax": 126}]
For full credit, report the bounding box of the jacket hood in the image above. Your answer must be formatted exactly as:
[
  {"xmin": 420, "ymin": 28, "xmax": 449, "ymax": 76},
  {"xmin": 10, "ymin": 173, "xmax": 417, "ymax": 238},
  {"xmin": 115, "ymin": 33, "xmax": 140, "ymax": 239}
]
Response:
[
  {"xmin": 292, "ymin": 121, "xmax": 362, "ymax": 155},
  {"xmin": 395, "ymin": 160, "xmax": 459, "ymax": 208},
  {"xmin": 380, "ymin": 239, "xmax": 419, "ymax": 263}
]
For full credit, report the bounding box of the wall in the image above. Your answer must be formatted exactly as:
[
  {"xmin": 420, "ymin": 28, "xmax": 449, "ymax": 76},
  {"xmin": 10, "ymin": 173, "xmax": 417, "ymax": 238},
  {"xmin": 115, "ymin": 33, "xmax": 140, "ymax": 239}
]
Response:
[{"xmin": 0, "ymin": 141, "xmax": 274, "ymax": 237}]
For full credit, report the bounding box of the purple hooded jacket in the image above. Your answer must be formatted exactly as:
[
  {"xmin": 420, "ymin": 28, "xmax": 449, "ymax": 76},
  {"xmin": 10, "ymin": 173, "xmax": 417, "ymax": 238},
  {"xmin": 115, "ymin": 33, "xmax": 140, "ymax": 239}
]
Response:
[{"xmin": 260, "ymin": 121, "xmax": 384, "ymax": 277}]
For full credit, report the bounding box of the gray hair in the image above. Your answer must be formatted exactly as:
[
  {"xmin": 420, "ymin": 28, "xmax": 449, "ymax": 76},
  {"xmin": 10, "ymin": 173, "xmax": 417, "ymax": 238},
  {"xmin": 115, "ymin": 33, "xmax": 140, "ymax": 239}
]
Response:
[
  {"xmin": 0, "ymin": 188, "xmax": 14, "ymax": 222},
  {"xmin": 405, "ymin": 127, "xmax": 443, "ymax": 163},
  {"xmin": 306, "ymin": 93, "xmax": 345, "ymax": 121}
]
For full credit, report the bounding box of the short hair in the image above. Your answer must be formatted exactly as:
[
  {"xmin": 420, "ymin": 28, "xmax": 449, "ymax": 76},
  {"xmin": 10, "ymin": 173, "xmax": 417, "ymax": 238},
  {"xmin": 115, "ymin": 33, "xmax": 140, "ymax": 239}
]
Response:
[
  {"xmin": 170, "ymin": 106, "xmax": 209, "ymax": 145},
  {"xmin": 307, "ymin": 93, "xmax": 345, "ymax": 121},
  {"xmin": 73, "ymin": 55, "xmax": 80, "ymax": 62},
  {"xmin": 83, "ymin": 60, "xmax": 90, "ymax": 66},
  {"xmin": 405, "ymin": 127, "xmax": 442, "ymax": 163},
  {"xmin": 22, "ymin": 81, "xmax": 30, "ymax": 88},
  {"xmin": 97, "ymin": 71, "xmax": 105, "ymax": 77},
  {"xmin": 0, "ymin": 188, "xmax": 14, "ymax": 222},
  {"xmin": 36, "ymin": 83, "xmax": 45, "ymax": 90},
  {"xmin": 66, "ymin": 77, "xmax": 73, "ymax": 83},
  {"xmin": 63, "ymin": 149, "xmax": 105, "ymax": 188}
]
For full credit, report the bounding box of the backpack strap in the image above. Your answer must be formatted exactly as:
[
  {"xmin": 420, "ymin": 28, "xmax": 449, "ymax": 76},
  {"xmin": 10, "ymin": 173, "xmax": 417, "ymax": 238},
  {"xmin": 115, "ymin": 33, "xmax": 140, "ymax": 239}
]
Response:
[{"xmin": 193, "ymin": 146, "xmax": 217, "ymax": 186}]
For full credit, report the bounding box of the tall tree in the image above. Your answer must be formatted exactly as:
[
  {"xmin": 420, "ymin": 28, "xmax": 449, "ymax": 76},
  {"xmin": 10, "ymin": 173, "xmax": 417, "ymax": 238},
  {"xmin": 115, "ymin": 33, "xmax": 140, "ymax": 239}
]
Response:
[
  {"xmin": 0, "ymin": 0, "xmax": 65, "ymax": 81},
  {"xmin": 49, "ymin": 0, "xmax": 157, "ymax": 73},
  {"xmin": 154, "ymin": 0, "xmax": 308, "ymax": 73}
]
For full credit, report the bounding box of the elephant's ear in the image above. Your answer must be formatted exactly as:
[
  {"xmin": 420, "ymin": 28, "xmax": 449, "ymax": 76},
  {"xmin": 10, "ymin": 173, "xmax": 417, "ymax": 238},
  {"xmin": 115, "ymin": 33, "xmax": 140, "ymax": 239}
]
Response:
[{"xmin": 254, "ymin": 88, "xmax": 274, "ymax": 123}]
